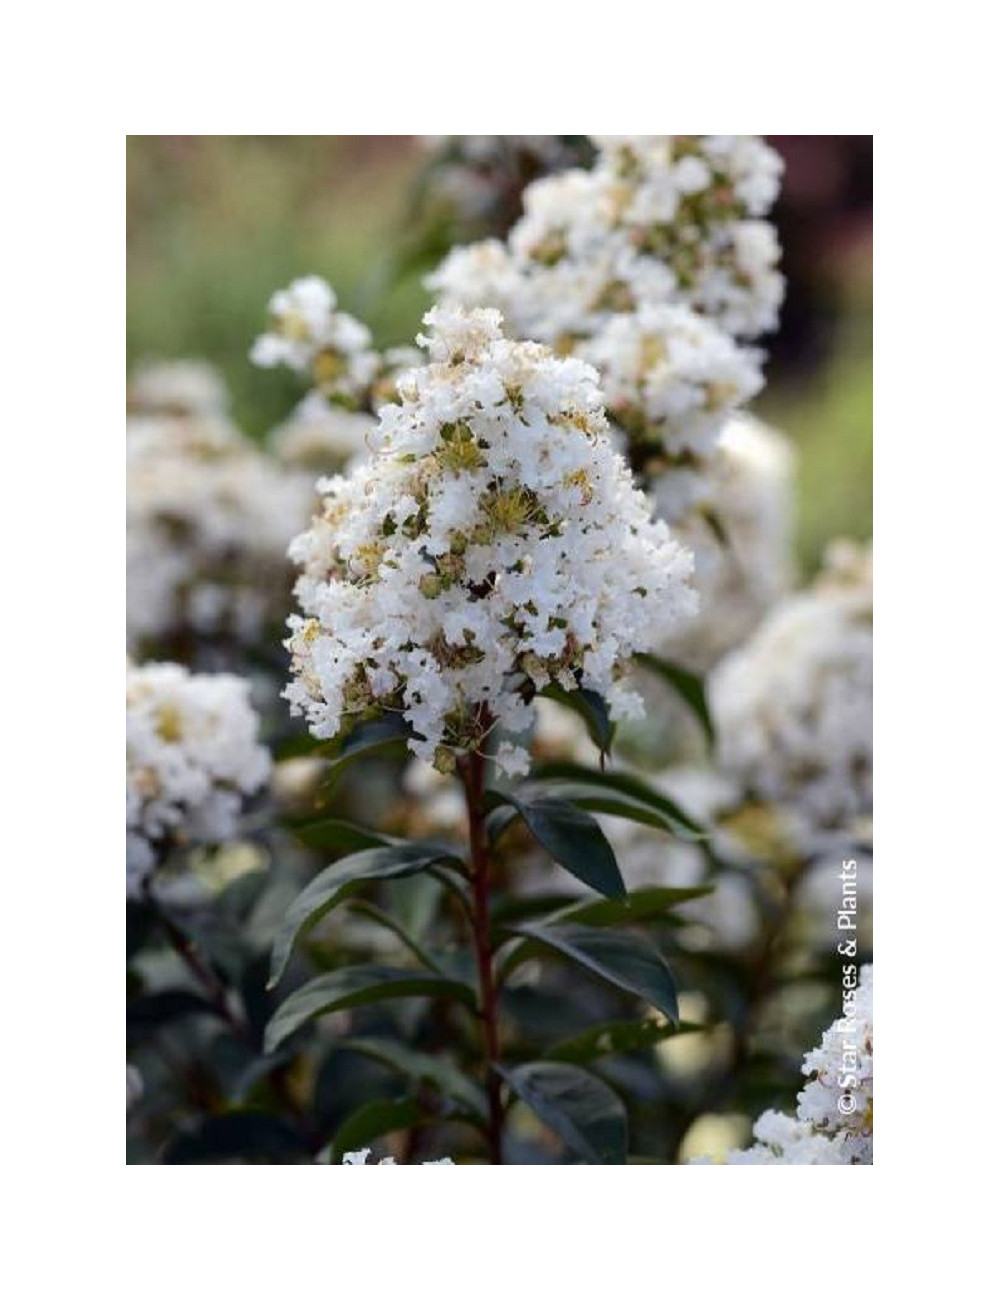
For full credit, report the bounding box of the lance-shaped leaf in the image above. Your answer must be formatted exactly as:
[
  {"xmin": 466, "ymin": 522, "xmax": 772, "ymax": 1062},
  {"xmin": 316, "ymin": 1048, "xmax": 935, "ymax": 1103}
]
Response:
[
  {"xmin": 530, "ymin": 762, "xmax": 706, "ymax": 838},
  {"xmin": 290, "ymin": 818, "xmax": 394, "ymax": 855},
  {"xmin": 265, "ymin": 966, "xmax": 476, "ymax": 1054},
  {"xmin": 268, "ymin": 842, "xmax": 464, "ymax": 989},
  {"xmin": 546, "ymin": 885, "xmax": 713, "ymax": 927},
  {"xmin": 503, "ymin": 923, "xmax": 679, "ymax": 1023},
  {"xmin": 489, "ymin": 792, "xmax": 625, "ymax": 900},
  {"xmin": 331, "ymin": 1097, "xmax": 425, "ymax": 1164},
  {"xmin": 341, "ymin": 1038, "xmax": 488, "ymax": 1121},
  {"xmin": 496, "ymin": 1062, "xmax": 627, "ymax": 1164},
  {"xmin": 635, "ymin": 653, "xmax": 715, "ymax": 747}
]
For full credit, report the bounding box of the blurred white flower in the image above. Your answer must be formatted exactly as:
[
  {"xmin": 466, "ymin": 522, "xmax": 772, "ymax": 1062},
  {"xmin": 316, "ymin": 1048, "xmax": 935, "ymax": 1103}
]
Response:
[
  {"xmin": 251, "ymin": 276, "xmax": 379, "ymax": 405},
  {"xmin": 126, "ymin": 660, "xmax": 271, "ymax": 895},
  {"xmin": 126, "ymin": 413, "xmax": 312, "ymax": 648},
  {"xmin": 710, "ymin": 540, "xmax": 872, "ymax": 841},
  {"xmin": 128, "ymin": 359, "xmax": 230, "ymax": 418}
]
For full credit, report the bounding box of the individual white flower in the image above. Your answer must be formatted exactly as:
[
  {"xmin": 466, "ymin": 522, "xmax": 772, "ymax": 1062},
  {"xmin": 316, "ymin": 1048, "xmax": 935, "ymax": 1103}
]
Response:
[
  {"xmin": 126, "ymin": 413, "xmax": 313, "ymax": 649},
  {"xmin": 126, "ymin": 661, "xmax": 271, "ymax": 896},
  {"xmin": 251, "ymin": 276, "xmax": 380, "ymax": 405},
  {"xmin": 709, "ymin": 540, "xmax": 872, "ymax": 841},
  {"xmin": 696, "ymin": 965, "xmax": 873, "ymax": 1165},
  {"xmin": 128, "ymin": 359, "xmax": 230, "ymax": 417},
  {"xmin": 656, "ymin": 415, "xmax": 796, "ymax": 668},
  {"xmin": 285, "ymin": 306, "xmax": 696, "ymax": 773}
]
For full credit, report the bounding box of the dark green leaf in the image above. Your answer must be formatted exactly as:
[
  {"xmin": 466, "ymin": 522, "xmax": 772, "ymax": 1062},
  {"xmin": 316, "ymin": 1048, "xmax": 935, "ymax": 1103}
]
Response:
[
  {"xmin": 497, "ymin": 1062, "xmax": 627, "ymax": 1164},
  {"xmin": 268, "ymin": 843, "xmax": 463, "ymax": 989},
  {"xmin": 292, "ymin": 818, "xmax": 394, "ymax": 855},
  {"xmin": 546, "ymin": 1017, "xmax": 697, "ymax": 1064},
  {"xmin": 531, "ymin": 762, "xmax": 706, "ymax": 837},
  {"xmin": 161, "ymin": 1111, "xmax": 310, "ymax": 1164},
  {"xmin": 635, "ymin": 653, "xmax": 715, "ymax": 747},
  {"xmin": 331, "ymin": 1097, "xmax": 425, "ymax": 1163},
  {"xmin": 548, "ymin": 885, "xmax": 714, "ymax": 927},
  {"xmin": 265, "ymin": 966, "xmax": 476, "ymax": 1054},
  {"xmin": 538, "ymin": 684, "xmax": 615, "ymax": 758},
  {"xmin": 524, "ymin": 782, "xmax": 694, "ymax": 838},
  {"xmin": 492, "ymin": 793, "xmax": 625, "ymax": 899},
  {"xmin": 503, "ymin": 923, "xmax": 679, "ymax": 1022},
  {"xmin": 341, "ymin": 1038, "xmax": 487, "ymax": 1120}
]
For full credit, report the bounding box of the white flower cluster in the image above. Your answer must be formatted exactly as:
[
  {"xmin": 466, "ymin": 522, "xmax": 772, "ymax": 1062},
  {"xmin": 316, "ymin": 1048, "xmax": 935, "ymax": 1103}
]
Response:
[
  {"xmin": 705, "ymin": 965, "xmax": 873, "ymax": 1165},
  {"xmin": 429, "ymin": 136, "xmax": 781, "ymax": 513},
  {"xmin": 658, "ymin": 414, "xmax": 796, "ymax": 668},
  {"xmin": 251, "ymin": 276, "xmax": 379, "ymax": 404},
  {"xmin": 710, "ymin": 540, "xmax": 872, "ymax": 840},
  {"xmin": 128, "ymin": 359, "xmax": 230, "ymax": 418},
  {"xmin": 126, "ymin": 412, "xmax": 313, "ymax": 648},
  {"xmin": 285, "ymin": 306, "xmax": 696, "ymax": 774},
  {"xmin": 342, "ymin": 1148, "xmax": 453, "ymax": 1165},
  {"xmin": 126, "ymin": 661, "xmax": 271, "ymax": 896}
]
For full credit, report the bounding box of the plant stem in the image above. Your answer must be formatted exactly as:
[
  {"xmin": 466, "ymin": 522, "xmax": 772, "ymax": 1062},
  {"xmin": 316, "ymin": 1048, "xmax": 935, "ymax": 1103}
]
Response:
[{"xmin": 458, "ymin": 736, "xmax": 504, "ymax": 1165}]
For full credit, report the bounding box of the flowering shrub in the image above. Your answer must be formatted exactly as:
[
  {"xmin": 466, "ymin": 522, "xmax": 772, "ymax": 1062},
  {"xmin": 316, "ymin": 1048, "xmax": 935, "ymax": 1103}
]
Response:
[{"xmin": 126, "ymin": 136, "xmax": 872, "ymax": 1166}]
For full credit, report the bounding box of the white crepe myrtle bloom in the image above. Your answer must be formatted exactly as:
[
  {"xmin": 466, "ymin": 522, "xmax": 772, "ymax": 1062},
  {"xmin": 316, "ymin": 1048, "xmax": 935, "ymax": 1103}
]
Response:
[
  {"xmin": 341, "ymin": 1148, "xmax": 454, "ymax": 1165},
  {"xmin": 430, "ymin": 136, "xmax": 784, "ymax": 343},
  {"xmin": 126, "ymin": 413, "xmax": 313, "ymax": 648},
  {"xmin": 429, "ymin": 137, "xmax": 780, "ymax": 509},
  {"xmin": 591, "ymin": 135, "xmax": 785, "ymax": 337},
  {"xmin": 128, "ymin": 359, "xmax": 230, "ymax": 418},
  {"xmin": 126, "ymin": 661, "xmax": 271, "ymax": 896},
  {"xmin": 698, "ymin": 966, "xmax": 873, "ymax": 1165},
  {"xmin": 709, "ymin": 540, "xmax": 872, "ymax": 840},
  {"xmin": 284, "ymin": 306, "xmax": 696, "ymax": 773},
  {"xmin": 251, "ymin": 276, "xmax": 380, "ymax": 405}
]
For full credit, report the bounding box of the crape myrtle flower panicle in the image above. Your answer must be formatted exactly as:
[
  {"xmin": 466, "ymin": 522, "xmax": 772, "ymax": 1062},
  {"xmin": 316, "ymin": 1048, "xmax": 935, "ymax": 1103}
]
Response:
[
  {"xmin": 697, "ymin": 965, "xmax": 873, "ymax": 1165},
  {"xmin": 126, "ymin": 414, "xmax": 313, "ymax": 649},
  {"xmin": 709, "ymin": 539, "xmax": 872, "ymax": 841},
  {"xmin": 251, "ymin": 276, "xmax": 380, "ymax": 406},
  {"xmin": 126, "ymin": 661, "xmax": 271, "ymax": 897},
  {"xmin": 428, "ymin": 137, "xmax": 782, "ymax": 505},
  {"xmin": 284, "ymin": 306, "xmax": 697, "ymax": 775},
  {"xmin": 590, "ymin": 135, "xmax": 785, "ymax": 337},
  {"xmin": 430, "ymin": 135, "xmax": 784, "ymax": 342}
]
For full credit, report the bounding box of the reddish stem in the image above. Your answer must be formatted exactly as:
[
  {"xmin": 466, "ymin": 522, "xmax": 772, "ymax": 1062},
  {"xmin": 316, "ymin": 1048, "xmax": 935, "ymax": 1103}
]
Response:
[{"xmin": 458, "ymin": 735, "xmax": 504, "ymax": 1165}]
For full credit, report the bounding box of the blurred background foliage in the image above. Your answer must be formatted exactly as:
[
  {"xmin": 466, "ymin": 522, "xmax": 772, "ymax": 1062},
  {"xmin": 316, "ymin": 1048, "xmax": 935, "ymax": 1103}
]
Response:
[{"xmin": 126, "ymin": 135, "xmax": 871, "ymax": 573}]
